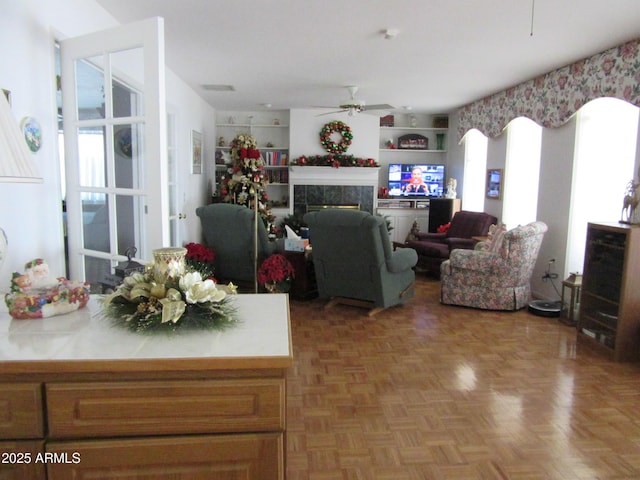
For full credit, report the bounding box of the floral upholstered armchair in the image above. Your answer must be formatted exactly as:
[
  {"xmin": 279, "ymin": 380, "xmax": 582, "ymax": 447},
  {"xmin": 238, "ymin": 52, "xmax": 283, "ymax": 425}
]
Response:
[{"xmin": 440, "ymin": 221, "xmax": 548, "ymax": 310}]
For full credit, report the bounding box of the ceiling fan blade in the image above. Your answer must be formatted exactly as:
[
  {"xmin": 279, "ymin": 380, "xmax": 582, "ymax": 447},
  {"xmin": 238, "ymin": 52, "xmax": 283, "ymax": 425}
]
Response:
[
  {"xmin": 316, "ymin": 109, "xmax": 348, "ymax": 116},
  {"xmin": 365, "ymin": 103, "xmax": 395, "ymax": 111}
]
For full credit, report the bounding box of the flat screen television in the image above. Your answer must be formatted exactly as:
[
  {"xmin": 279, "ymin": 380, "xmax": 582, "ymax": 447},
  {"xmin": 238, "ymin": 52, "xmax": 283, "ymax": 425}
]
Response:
[{"xmin": 388, "ymin": 163, "xmax": 445, "ymax": 197}]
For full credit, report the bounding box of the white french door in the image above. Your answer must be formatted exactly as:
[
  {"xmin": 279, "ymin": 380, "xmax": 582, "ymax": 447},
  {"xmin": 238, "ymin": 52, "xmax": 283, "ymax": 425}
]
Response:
[{"xmin": 61, "ymin": 17, "xmax": 168, "ymax": 289}]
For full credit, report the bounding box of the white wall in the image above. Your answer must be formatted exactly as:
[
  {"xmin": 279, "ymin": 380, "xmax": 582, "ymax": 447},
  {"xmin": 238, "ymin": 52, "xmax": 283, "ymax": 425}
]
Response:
[
  {"xmin": 0, "ymin": 0, "xmax": 215, "ymax": 292},
  {"xmin": 484, "ymin": 131, "xmax": 508, "ymax": 222},
  {"xmin": 166, "ymin": 72, "xmax": 216, "ymax": 243},
  {"xmin": 534, "ymin": 119, "xmax": 577, "ymax": 300},
  {"xmin": 289, "ymin": 108, "xmax": 379, "ymax": 160}
]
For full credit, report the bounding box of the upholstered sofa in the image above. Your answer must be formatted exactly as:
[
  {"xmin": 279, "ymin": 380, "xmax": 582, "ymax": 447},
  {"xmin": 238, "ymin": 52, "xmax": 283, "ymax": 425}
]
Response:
[
  {"xmin": 440, "ymin": 221, "xmax": 548, "ymax": 310},
  {"xmin": 406, "ymin": 210, "xmax": 497, "ymax": 276},
  {"xmin": 196, "ymin": 203, "xmax": 276, "ymax": 286},
  {"xmin": 304, "ymin": 208, "xmax": 418, "ymax": 316}
]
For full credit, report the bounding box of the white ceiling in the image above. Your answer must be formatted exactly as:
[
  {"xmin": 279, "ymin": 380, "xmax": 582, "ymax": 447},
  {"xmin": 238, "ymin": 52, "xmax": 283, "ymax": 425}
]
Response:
[{"xmin": 95, "ymin": 0, "xmax": 640, "ymax": 115}]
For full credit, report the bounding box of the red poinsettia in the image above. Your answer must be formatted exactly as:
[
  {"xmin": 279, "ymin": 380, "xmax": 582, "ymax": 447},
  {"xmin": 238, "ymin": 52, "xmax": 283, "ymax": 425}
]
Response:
[
  {"xmin": 239, "ymin": 147, "xmax": 261, "ymax": 160},
  {"xmin": 184, "ymin": 242, "xmax": 216, "ymax": 280},
  {"xmin": 257, "ymin": 254, "xmax": 295, "ymax": 284}
]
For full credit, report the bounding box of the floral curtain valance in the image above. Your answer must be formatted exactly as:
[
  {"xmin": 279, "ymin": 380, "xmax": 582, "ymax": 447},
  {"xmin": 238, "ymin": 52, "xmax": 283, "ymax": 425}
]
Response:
[{"xmin": 457, "ymin": 38, "xmax": 640, "ymax": 139}]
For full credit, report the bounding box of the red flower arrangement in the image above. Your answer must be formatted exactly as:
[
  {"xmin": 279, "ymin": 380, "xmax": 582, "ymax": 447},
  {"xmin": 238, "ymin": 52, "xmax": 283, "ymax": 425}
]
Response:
[
  {"xmin": 185, "ymin": 242, "xmax": 216, "ymax": 280},
  {"xmin": 257, "ymin": 254, "xmax": 295, "ymax": 285}
]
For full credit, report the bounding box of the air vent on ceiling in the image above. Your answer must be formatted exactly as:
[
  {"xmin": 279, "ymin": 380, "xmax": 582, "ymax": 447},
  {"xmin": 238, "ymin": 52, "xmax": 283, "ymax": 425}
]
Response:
[{"xmin": 202, "ymin": 84, "xmax": 236, "ymax": 92}]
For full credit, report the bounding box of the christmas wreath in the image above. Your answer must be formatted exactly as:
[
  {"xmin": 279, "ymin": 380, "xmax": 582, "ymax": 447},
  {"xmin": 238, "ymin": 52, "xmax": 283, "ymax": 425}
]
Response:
[{"xmin": 319, "ymin": 121, "xmax": 353, "ymax": 154}]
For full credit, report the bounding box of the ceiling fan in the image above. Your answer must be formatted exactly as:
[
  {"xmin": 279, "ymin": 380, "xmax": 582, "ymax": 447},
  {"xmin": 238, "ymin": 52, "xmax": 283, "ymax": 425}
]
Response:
[{"xmin": 316, "ymin": 86, "xmax": 395, "ymax": 116}]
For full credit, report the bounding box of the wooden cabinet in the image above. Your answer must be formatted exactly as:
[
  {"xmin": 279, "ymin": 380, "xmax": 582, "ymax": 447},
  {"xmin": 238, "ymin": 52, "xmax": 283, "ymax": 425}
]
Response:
[
  {"xmin": 0, "ymin": 295, "xmax": 291, "ymax": 479},
  {"xmin": 0, "ymin": 441, "xmax": 45, "ymax": 480},
  {"xmin": 0, "ymin": 385, "xmax": 45, "ymax": 480},
  {"xmin": 577, "ymin": 222, "xmax": 640, "ymax": 362},
  {"xmin": 0, "ymin": 384, "xmax": 43, "ymax": 439},
  {"xmin": 46, "ymin": 434, "xmax": 282, "ymax": 479},
  {"xmin": 46, "ymin": 379, "xmax": 284, "ymax": 439}
]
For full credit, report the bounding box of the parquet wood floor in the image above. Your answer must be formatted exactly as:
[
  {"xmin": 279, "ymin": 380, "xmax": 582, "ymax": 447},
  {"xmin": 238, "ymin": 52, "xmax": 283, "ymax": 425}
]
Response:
[{"xmin": 286, "ymin": 275, "xmax": 640, "ymax": 480}]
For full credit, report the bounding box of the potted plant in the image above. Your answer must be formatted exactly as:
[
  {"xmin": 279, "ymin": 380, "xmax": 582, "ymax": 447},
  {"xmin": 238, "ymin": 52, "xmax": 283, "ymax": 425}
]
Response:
[{"xmin": 257, "ymin": 254, "xmax": 295, "ymax": 293}]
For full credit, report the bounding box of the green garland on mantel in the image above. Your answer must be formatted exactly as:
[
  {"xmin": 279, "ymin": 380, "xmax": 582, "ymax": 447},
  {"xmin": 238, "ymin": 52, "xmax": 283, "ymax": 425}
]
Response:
[{"xmin": 291, "ymin": 154, "xmax": 379, "ymax": 168}]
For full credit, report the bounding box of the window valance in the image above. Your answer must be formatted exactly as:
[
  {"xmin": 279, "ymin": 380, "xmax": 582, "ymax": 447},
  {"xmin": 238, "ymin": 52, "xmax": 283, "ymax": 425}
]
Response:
[{"xmin": 457, "ymin": 38, "xmax": 640, "ymax": 139}]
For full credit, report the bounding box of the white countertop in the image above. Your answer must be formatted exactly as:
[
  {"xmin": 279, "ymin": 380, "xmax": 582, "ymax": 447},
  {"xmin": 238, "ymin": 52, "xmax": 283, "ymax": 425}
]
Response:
[{"xmin": 0, "ymin": 294, "xmax": 291, "ymax": 370}]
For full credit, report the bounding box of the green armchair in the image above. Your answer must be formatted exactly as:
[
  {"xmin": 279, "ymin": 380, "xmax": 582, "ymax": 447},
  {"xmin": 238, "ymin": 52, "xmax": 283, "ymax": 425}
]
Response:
[
  {"xmin": 304, "ymin": 209, "xmax": 418, "ymax": 316},
  {"xmin": 196, "ymin": 203, "xmax": 276, "ymax": 286}
]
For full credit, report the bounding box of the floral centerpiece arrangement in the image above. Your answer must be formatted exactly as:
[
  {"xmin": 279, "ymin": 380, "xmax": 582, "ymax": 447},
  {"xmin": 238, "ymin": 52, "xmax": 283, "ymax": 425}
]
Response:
[
  {"xmin": 257, "ymin": 254, "xmax": 295, "ymax": 293},
  {"xmin": 102, "ymin": 247, "xmax": 236, "ymax": 333},
  {"xmin": 219, "ymin": 132, "xmax": 274, "ymax": 228},
  {"xmin": 291, "ymin": 154, "xmax": 379, "ymax": 168}
]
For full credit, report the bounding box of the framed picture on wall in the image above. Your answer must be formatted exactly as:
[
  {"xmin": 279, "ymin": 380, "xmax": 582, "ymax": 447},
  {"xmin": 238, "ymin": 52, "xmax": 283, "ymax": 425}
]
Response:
[
  {"xmin": 486, "ymin": 168, "xmax": 503, "ymax": 199},
  {"xmin": 191, "ymin": 130, "xmax": 202, "ymax": 174}
]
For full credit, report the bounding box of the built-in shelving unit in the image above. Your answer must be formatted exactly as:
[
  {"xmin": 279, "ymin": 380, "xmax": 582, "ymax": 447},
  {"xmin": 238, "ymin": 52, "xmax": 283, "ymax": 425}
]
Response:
[
  {"xmin": 215, "ymin": 111, "xmax": 290, "ymax": 211},
  {"xmin": 577, "ymin": 222, "xmax": 640, "ymax": 362},
  {"xmin": 379, "ymin": 114, "xmax": 448, "ymax": 152},
  {"xmin": 377, "ymin": 113, "xmax": 449, "ymax": 194}
]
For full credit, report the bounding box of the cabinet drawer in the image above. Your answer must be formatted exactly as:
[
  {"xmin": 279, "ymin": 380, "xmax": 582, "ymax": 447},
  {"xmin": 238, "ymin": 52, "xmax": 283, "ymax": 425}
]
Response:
[
  {"xmin": 47, "ymin": 433, "xmax": 283, "ymax": 480},
  {"xmin": 0, "ymin": 440, "xmax": 45, "ymax": 480},
  {"xmin": 47, "ymin": 378, "xmax": 285, "ymax": 438},
  {"xmin": 0, "ymin": 384, "xmax": 43, "ymax": 439}
]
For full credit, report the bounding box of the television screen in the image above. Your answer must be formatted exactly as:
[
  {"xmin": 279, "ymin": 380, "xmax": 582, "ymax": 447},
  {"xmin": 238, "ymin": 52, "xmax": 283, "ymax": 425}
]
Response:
[{"xmin": 388, "ymin": 164, "xmax": 445, "ymax": 197}]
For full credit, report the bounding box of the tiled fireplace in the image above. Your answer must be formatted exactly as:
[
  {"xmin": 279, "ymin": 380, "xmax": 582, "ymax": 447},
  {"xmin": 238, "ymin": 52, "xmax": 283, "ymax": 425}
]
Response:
[{"xmin": 289, "ymin": 166, "xmax": 380, "ymax": 217}]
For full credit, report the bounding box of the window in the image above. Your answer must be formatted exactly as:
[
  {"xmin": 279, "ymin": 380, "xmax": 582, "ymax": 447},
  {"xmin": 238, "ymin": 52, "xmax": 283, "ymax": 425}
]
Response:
[
  {"xmin": 461, "ymin": 129, "xmax": 488, "ymax": 211},
  {"xmin": 502, "ymin": 117, "xmax": 542, "ymax": 227},
  {"xmin": 566, "ymin": 98, "xmax": 639, "ymax": 272}
]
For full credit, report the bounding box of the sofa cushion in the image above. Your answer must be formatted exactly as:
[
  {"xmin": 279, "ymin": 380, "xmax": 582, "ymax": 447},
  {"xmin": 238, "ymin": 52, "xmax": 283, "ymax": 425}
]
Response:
[
  {"xmin": 487, "ymin": 223, "xmax": 507, "ymax": 253},
  {"xmin": 446, "ymin": 211, "xmax": 495, "ymax": 238},
  {"xmin": 406, "ymin": 240, "xmax": 449, "ymax": 258}
]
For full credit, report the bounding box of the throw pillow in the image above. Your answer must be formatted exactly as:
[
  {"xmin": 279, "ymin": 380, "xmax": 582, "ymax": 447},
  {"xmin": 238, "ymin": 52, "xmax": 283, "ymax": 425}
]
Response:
[
  {"xmin": 488, "ymin": 223, "xmax": 507, "ymax": 253},
  {"xmin": 481, "ymin": 223, "xmax": 498, "ymax": 250},
  {"xmin": 437, "ymin": 222, "xmax": 451, "ymax": 234}
]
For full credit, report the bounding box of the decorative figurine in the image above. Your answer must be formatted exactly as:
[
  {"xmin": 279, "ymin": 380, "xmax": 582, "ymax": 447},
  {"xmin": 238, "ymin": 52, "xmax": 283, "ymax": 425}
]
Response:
[
  {"xmin": 446, "ymin": 178, "xmax": 457, "ymax": 199},
  {"xmin": 5, "ymin": 258, "xmax": 90, "ymax": 319},
  {"xmin": 621, "ymin": 177, "xmax": 640, "ymax": 224}
]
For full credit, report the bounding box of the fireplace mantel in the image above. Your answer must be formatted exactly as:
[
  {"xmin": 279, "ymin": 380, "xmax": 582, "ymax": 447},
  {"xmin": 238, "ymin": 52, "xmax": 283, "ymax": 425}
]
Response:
[
  {"xmin": 289, "ymin": 166, "xmax": 380, "ymax": 215},
  {"xmin": 289, "ymin": 166, "xmax": 380, "ymax": 185}
]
